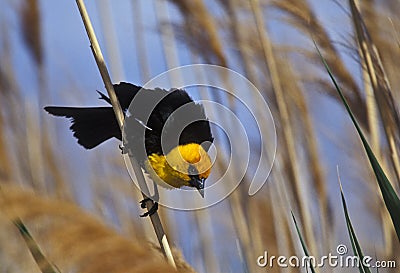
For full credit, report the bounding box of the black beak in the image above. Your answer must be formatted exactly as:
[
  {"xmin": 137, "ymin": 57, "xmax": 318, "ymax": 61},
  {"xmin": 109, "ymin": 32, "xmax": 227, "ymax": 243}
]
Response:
[
  {"xmin": 197, "ymin": 187, "xmax": 205, "ymax": 198},
  {"xmin": 189, "ymin": 175, "xmax": 205, "ymax": 198}
]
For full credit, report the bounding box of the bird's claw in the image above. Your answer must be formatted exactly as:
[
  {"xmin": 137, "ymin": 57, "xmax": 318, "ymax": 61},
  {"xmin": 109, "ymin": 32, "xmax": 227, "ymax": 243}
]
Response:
[
  {"xmin": 139, "ymin": 197, "xmax": 159, "ymax": 217},
  {"xmin": 119, "ymin": 144, "xmax": 128, "ymax": 154}
]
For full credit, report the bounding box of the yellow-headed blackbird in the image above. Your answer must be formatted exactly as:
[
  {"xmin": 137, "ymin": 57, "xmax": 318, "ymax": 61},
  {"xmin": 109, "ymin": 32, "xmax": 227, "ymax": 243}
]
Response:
[{"xmin": 45, "ymin": 82, "xmax": 213, "ymax": 199}]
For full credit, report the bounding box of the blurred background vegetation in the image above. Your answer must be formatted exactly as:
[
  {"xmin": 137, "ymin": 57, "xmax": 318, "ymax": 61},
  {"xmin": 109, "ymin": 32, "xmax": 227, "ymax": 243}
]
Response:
[{"xmin": 0, "ymin": 0, "xmax": 399, "ymax": 272}]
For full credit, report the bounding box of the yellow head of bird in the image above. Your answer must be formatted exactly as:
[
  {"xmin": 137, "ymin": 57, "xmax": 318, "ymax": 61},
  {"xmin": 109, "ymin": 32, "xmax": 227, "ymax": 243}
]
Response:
[{"xmin": 146, "ymin": 143, "xmax": 212, "ymax": 197}]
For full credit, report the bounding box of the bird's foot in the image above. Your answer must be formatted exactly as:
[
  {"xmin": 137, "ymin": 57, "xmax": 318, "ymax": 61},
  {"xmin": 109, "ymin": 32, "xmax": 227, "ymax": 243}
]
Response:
[
  {"xmin": 119, "ymin": 144, "xmax": 128, "ymax": 154},
  {"xmin": 139, "ymin": 197, "xmax": 159, "ymax": 217}
]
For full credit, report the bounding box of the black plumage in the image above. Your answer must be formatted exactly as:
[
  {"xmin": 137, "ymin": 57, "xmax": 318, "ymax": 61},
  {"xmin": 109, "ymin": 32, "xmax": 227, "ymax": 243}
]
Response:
[{"xmin": 45, "ymin": 82, "xmax": 213, "ymax": 164}]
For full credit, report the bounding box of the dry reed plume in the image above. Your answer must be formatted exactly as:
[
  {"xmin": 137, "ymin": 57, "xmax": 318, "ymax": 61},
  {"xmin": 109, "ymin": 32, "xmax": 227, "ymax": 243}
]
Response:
[{"xmin": 0, "ymin": 185, "xmax": 194, "ymax": 273}]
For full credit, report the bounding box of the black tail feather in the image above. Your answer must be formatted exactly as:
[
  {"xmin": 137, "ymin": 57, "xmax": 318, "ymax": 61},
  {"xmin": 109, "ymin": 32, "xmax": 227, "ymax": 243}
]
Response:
[{"xmin": 44, "ymin": 106, "xmax": 120, "ymax": 149}]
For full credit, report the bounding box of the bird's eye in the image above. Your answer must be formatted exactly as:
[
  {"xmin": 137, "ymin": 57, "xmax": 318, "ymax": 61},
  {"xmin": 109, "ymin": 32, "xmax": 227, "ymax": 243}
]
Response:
[{"xmin": 188, "ymin": 165, "xmax": 197, "ymax": 175}]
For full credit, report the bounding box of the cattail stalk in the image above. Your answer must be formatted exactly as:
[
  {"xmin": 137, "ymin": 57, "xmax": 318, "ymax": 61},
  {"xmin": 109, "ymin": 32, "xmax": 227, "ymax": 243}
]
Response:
[{"xmin": 75, "ymin": 0, "xmax": 176, "ymax": 268}]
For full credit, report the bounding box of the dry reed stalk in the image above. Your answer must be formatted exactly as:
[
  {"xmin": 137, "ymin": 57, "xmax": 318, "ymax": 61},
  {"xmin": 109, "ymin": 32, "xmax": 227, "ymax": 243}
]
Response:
[
  {"xmin": 248, "ymin": 0, "xmax": 318, "ymax": 257},
  {"xmin": 39, "ymin": 105, "xmax": 67, "ymax": 198},
  {"xmin": 0, "ymin": 78, "xmax": 11, "ymax": 182},
  {"xmin": 351, "ymin": 4, "xmax": 400, "ymax": 173},
  {"xmin": 349, "ymin": 0, "xmax": 400, "ymax": 186},
  {"xmin": 224, "ymin": 165, "xmax": 258, "ymax": 273},
  {"xmin": 104, "ymin": 140, "xmax": 156, "ymax": 240},
  {"xmin": 211, "ymin": 92, "xmax": 258, "ymax": 272},
  {"xmin": 353, "ymin": 0, "xmax": 393, "ymax": 257},
  {"xmin": 0, "ymin": 116, "xmax": 11, "ymax": 182},
  {"xmin": 152, "ymin": 0, "xmax": 182, "ymax": 244},
  {"xmin": 19, "ymin": 0, "xmax": 46, "ymax": 192},
  {"xmin": 354, "ymin": 0, "xmax": 381, "ymax": 156},
  {"xmin": 95, "ymin": 0, "xmax": 125, "ymax": 82},
  {"xmin": 127, "ymin": 0, "xmax": 169, "ymax": 245},
  {"xmin": 95, "ymin": 0, "xmax": 153, "ymax": 240},
  {"xmin": 25, "ymin": 102, "xmax": 47, "ymax": 191},
  {"xmin": 20, "ymin": 0, "xmax": 68, "ymax": 198},
  {"xmin": 75, "ymin": 0, "xmax": 176, "ymax": 267},
  {"xmin": 270, "ymin": 166, "xmax": 300, "ymax": 273},
  {"xmin": 250, "ymin": 196, "xmax": 281, "ymax": 273},
  {"xmin": 279, "ymin": 57, "xmax": 331, "ymax": 252},
  {"xmin": 42, "ymin": 132, "xmax": 71, "ymax": 199},
  {"xmin": 236, "ymin": 93, "xmax": 281, "ymax": 272},
  {"xmin": 199, "ymin": 71, "xmax": 249, "ymax": 273},
  {"xmin": 222, "ymin": 3, "xmax": 288, "ymax": 265},
  {"xmin": 107, "ymin": 139, "xmax": 164, "ymax": 244},
  {"xmin": 191, "ymin": 53, "xmax": 236, "ymax": 273},
  {"xmin": 349, "ymin": 0, "xmax": 400, "ymax": 256},
  {"xmin": 0, "ymin": 25, "xmax": 29, "ymax": 188},
  {"xmin": 193, "ymin": 209, "xmax": 220, "ymax": 273},
  {"xmin": 156, "ymin": 8, "xmax": 201, "ymax": 98},
  {"xmin": 154, "ymin": 0, "xmax": 183, "ymax": 81},
  {"xmin": 224, "ymin": 0, "xmax": 259, "ymax": 87},
  {"xmin": 0, "ymin": 185, "xmax": 194, "ymax": 273},
  {"xmin": 21, "ymin": 0, "xmax": 43, "ymax": 66},
  {"xmin": 363, "ymin": 53, "xmax": 380, "ymax": 153},
  {"xmin": 104, "ymin": 155, "xmax": 151, "ymax": 240},
  {"xmin": 359, "ymin": 13, "xmax": 400, "ymax": 255},
  {"xmin": 130, "ymin": 0, "xmax": 151, "ymax": 81}
]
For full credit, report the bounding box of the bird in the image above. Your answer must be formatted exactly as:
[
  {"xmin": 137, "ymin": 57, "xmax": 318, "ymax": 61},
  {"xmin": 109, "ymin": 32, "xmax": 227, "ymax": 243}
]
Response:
[{"xmin": 44, "ymin": 82, "xmax": 213, "ymax": 215}]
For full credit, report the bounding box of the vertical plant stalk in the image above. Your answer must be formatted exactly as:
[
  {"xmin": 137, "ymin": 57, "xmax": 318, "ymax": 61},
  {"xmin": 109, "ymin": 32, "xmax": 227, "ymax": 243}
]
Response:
[
  {"xmin": 285, "ymin": 67, "xmax": 330, "ymax": 250},
  {"xmin": 349, "ymin": 0, "xmax": 400, "ymax": 187},
  {"xmin": 20, "ymin": 0, "xmax": 44, "ymax": 192},
  {"xmin": 224, "ymin": 0, "xmax": 259, "ymax": 88},
  {"xmin": 95, "ymin": 0, "xmax": 125, "ymax": 82},
  {"xmin": 154, "ymin": 0, "xmax": 183, "ymax": 82},
  {"xmin": 272, "ymin": 172, "xmax": 298, "ymax": 272},
  {"xmin": 0, "ymin": 26, "xmax": 28, "ymax": 187},
  {"xmin": 362, "ymin": 52, "xmax": 380, "ymax": 153},
  {"xmin": 21, "ymin": 0, "xmax": 67, "ymax": 198},
  {"xmin": 131, "ymin": 0, "xmax": 150, "ymax": 81},
  {"xmin": 353, "ymin": 0, "xmax": 379, "ymax": 151},
  {"xmin": 75, "ymin": 0, "xmax": 176, "ymax": 268},
  {"xmin": 193, "ymin": 69, "xmax": 257, "ymax": 270},
  {"xmin": 351, "ymin": 1, "xmax": 400, "ymax": 247},
  {"xmin": 95, "ymin": 0, "xmax": 144, "ymax": 239},
  {"xmin": 0, "ymin": 30, "xmax": 13, "ymax": 184},
  {"xmin": 248, "ymin": 0, "xmax": 317, "ymax": 256},
  {"xmin": 129, "ymin": 0, "xmax": 166, "ymax": 242},
  {"xmin": 225, "ymin": 4, "xmax": 293, "ymax": 266},
  {"xmin": 353, "ymin": 0, "xmax": 393, "ymax": 255},
  {"xmin": 0, "ymin": 107, "xmax": 11, "ymax": 182}
]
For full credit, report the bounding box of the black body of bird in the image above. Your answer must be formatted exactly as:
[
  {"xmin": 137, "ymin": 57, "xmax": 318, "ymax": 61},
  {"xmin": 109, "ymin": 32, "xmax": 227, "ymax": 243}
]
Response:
[{"xmin": 45, "ymin": 82, "xmax": 213, "ymax": 195}]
